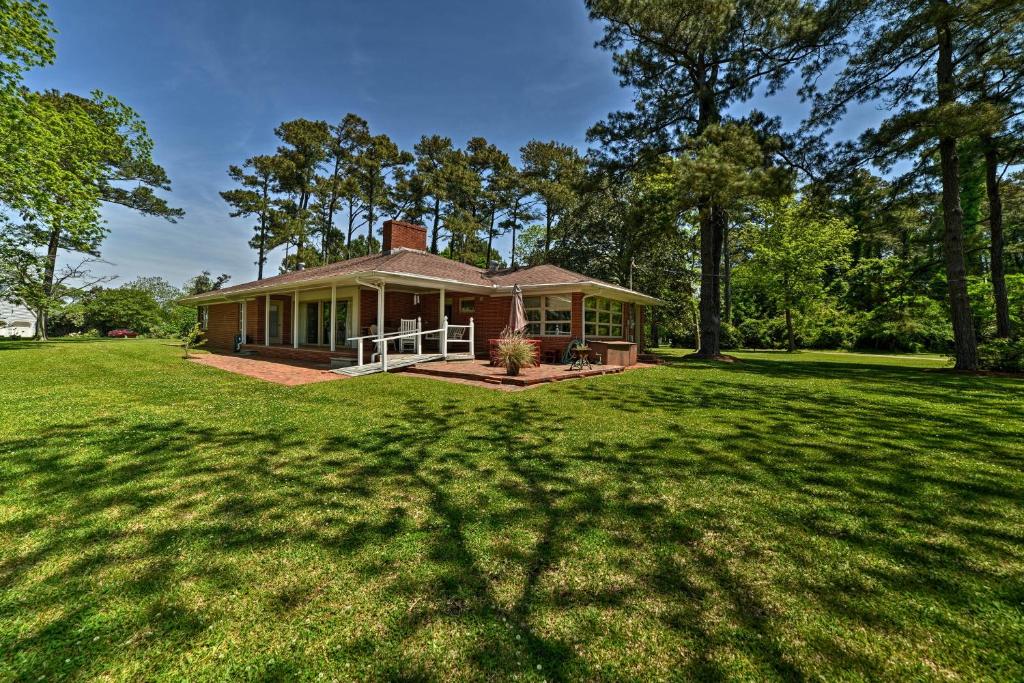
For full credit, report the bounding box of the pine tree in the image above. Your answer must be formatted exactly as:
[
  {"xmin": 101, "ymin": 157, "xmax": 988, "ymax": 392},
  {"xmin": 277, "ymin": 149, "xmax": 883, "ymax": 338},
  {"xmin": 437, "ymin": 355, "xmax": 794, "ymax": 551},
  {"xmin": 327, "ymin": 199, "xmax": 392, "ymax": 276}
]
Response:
[
  {"xmin": 520, "ymin": 140, "xmax": 582, "ymax": 260},
  {"xmin": 586, "ymin": 0, "xmax": 835, "ymax": 358},
  {"xmin": 221, "ymin": 155, "xmax": 280, "ymax": 279},
  {"xmin": 809, "ymin": 0, "xmax": 1021, "ymax": 369}
]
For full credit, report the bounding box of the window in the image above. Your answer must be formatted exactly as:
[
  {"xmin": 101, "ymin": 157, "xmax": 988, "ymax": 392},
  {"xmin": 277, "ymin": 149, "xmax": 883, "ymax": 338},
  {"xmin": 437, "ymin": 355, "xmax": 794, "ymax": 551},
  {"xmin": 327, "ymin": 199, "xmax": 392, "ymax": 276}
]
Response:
[
  {"xmin": 459, "ymin": 297, "xmax": 475, "ymax": 314},
  {"xmin": 198, "ymin": 306, "xmax": 209, "ymax": 331},
  {"xmin": 584, "ymin": 297, "xmax": 623, "ymax": 338},
  {"xmin": 524, "ymin": 295, "xmax": 572, "ymax": 336}
]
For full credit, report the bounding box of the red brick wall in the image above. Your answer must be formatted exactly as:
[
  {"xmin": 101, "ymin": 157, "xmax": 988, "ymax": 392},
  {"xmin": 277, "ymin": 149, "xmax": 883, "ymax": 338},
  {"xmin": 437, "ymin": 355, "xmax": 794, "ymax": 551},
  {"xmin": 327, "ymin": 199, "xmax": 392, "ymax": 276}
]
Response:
[
  {"xmin": 215, "ymin": 290, "xmax": 645, "ymax": 356},
  {"xmin": 205, "ymin": 302, "xmax": 241, "ymax": 350},
  {"xmin": 213, "ymin": 296, "xmax": 292, "ymax": 348},
  {"xmin": 382, "ymin": 220, "xmax": 428, "ymax": 252},
  {"xmin": 246, "ymin": 299, "xmax": 261, "ymax": 344}
]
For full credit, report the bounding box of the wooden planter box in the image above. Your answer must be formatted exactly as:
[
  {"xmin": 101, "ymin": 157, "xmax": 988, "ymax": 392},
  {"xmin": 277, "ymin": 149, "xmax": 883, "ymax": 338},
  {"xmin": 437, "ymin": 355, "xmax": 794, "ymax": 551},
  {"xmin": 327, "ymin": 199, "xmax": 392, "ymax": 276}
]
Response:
[{"xmin": 588, "ymin": 340, "xmax": 637, "ymax": 367}]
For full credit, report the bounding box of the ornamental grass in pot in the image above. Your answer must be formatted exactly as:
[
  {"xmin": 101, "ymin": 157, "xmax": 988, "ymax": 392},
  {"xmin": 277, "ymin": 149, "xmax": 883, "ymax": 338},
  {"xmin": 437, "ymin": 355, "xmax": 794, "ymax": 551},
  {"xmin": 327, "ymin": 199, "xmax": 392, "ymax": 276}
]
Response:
[{"xmin": 496, "ymin": 330, "xmax": 535, "ymax": 376}]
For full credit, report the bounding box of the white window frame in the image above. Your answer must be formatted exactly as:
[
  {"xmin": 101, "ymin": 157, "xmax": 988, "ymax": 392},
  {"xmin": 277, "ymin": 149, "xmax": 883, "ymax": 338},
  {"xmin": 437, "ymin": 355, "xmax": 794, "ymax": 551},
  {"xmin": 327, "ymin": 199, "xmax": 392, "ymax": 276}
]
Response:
[
  {"xmin": 524, "ymin": 294, "xmax": 572, "ymax": 336},
  {"xmin": 199, "ymin": 306, "xmax": 209, "ymax": 331},
  {"xmin": 584, "ymin": 297, "xmax": 623, "ymax": 338}
]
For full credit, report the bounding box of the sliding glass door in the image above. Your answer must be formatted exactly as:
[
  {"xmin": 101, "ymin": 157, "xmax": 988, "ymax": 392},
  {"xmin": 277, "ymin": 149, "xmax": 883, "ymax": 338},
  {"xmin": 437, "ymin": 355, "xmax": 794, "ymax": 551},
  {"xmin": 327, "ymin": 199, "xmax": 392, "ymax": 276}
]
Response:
[{"xmin": 302, "ymin": 300, "xmax": 349, "ymax": 346}]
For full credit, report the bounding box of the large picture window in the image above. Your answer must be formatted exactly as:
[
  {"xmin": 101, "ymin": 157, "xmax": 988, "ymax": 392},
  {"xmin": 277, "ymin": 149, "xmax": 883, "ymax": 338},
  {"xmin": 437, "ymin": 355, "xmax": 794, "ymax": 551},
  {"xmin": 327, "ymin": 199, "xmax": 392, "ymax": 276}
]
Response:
[
  {"xmin": 524, "ymin": 295, "xmax": 572, "ymax": 336},
  {"xmin": 584, "ymin": 297, "xmax": 623, "ymax": 338}
]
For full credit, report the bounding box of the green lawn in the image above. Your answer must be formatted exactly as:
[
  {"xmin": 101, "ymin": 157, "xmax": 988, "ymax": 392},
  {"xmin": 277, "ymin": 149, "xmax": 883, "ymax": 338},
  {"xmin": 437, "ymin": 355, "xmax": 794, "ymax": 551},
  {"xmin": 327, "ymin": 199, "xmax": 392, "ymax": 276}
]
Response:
[{"xmin": 1, "ymin": 340, "xmax": 1022, "ymax": 681}]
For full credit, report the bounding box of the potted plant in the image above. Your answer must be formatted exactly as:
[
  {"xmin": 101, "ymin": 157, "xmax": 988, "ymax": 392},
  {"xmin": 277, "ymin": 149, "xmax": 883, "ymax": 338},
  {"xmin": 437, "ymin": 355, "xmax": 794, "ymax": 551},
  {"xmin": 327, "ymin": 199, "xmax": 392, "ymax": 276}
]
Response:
[{"xmin": 495, "ymin": 330, "xmax": 536, "ymax": 376}]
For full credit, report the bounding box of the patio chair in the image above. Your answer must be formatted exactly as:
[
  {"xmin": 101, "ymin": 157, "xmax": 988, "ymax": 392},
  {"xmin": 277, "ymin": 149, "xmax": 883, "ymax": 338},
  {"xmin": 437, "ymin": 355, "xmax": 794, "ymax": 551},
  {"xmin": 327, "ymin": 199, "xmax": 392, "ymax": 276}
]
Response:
[{"xmin": 398, "ymin": 318, "xmax": 418, "ymax": 352}]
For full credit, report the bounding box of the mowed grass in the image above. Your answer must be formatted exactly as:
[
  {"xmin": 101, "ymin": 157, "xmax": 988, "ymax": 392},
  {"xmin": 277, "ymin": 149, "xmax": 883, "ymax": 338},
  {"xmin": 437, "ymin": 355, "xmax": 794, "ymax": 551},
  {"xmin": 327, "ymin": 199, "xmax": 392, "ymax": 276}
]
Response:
[{"xmin": 1, "ymin": 340, "xmax": 1022, "ymax": 682}]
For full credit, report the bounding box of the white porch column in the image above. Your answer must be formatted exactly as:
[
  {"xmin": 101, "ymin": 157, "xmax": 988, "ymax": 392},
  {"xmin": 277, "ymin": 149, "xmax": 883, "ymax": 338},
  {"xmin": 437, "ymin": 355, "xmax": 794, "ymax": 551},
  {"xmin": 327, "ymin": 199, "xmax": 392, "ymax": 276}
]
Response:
[
  {"xmin": 264, "ymin": 294, "xmax": 270, "ymax": 347},
  {"xmin": 329, "ymin": 285, "xmax": 337, "ymax": 352},
  {"xmin": 240, "ymin": 300, "xmax": 247, "ymax": 344},
  {"xmin": 437, "ymin": 287, "xmax": 445, "ymax": 331},
  {"xmin": 292, "ymin": 290, "xmax": 299, "ymax": 349},
  {"xmin": 376, "ymin": 282, "xmax": 385, "ymax": 358}
]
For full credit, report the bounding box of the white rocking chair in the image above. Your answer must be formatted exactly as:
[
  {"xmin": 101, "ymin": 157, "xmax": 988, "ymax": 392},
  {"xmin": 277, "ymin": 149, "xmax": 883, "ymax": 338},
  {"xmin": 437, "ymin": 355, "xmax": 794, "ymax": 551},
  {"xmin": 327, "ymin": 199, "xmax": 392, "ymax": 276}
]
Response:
[{"xmin": 398, "ymin": 318, "xmax": 418, "ymax": 353}]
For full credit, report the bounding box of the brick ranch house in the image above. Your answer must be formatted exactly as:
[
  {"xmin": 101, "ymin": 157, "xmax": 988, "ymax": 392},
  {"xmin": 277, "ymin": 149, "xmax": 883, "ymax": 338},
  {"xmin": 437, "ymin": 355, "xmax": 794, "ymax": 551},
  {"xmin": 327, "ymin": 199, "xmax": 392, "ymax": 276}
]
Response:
[{"xmin": 181, "ymin": 220, "xmax": 658, "ymax": 371}]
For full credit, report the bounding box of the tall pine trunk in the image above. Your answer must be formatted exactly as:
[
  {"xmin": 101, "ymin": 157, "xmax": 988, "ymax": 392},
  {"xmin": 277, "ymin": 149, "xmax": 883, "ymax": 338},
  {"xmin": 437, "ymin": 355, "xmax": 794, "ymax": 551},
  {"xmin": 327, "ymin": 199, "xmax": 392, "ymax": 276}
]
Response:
[
  {"xmin": 785, "ymin": 308, "xmax": 796, "ymax": 352},
  {"xmin": 723, "ymin": 220, "xmax": 732, "ymax": 326},
  {"xmin": 696, "ymin": 204, "xmax": 725, "ymax": 357},
  {"xmin": 543, "ymin": 207, "xmax": 553, "ymax": 261},
  {"xmin": 936, "ymin": 16, "xmax": 978, "ymax": 370},
  {"xmin": 366, "ymin": 179, "xmax": 376, "ymax": 255},
  {"xmin": 430, "ymin": 198, "xmax": 440, "ymax": 254},
  {"xmin": 982, "ymin": 134, "xmax": 1011, "ymax": 338},
  {"xmin": 486, "ymin": 208, "xmax": 496, "ymax": 264},
  {"xmin": 693, "ymin": 84, "xmax": 725, "ymax": 359}
]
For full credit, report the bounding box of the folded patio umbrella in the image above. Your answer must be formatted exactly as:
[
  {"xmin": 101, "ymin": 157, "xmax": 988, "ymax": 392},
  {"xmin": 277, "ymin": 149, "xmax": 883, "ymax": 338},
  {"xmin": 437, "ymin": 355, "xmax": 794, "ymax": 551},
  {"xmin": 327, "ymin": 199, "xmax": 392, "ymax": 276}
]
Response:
[{"xmin": 508, "ymin": 283, "xmax": 527, "ymax": 334}]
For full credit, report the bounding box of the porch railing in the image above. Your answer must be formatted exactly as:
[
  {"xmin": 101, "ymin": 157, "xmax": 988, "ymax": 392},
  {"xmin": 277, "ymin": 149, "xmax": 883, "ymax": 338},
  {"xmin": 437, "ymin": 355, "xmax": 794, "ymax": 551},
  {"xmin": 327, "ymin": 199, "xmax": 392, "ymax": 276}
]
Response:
[{"xmin": 348, "ymin": 317, "xmax": 474, "ymax": 371}]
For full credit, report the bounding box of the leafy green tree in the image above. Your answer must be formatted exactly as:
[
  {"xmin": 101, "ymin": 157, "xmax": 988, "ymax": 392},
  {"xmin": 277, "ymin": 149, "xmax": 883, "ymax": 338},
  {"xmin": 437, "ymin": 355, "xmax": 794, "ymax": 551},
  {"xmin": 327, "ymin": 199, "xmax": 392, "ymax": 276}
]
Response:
[
  {"xmin": 83, "ymin": 287, "xmax": 163, "ymax": 335},
  {"xmin": 331, "ymin": 114, "xmax": 371, "ymax": 256},
  {"xmin": 0, "ymin": 0, "xmax": 56, "ymax": 221},
  {"xmin": 586, "ymin": 0, "xmax": 832, "ymax": 358},
  {"xmin": 465, "ymin": 137, "xmax": 511, "ymax": 265},
  {"xmin": 354, "ymin": 132, "xmax": 412, "ymax": 255},
  {"xmin": 181, "ymin": 321, "xmax": 205, "ymax": 359},
  {"xmin": 495, "ymin": 164, "xmax": 538, "ymax": 267},
  {"xmin": 0, "ymin": 0, "xmax": 53, "ymax": 89},
  {"xmin": 520, "ymin": 140, "xmax": 582, "ymax": 260},
  {"xmin": 270, "ymin": 118, "xmax": 331, "ymax": 271},
  {"xmin": 411, "ymin": 134, "xmax": 458, "ymax": 254},
  {"xmin": 737, "ymin": 197, "xmax": 854, "ymax": 351},
  {"xmin": 221, "ymin": 155, "xmax": 281, "ymax": 279},
  {"xmin": 2, "ymin": 90, "xmax": 182, "ymax": 338},
  {"xmin": 183, "ymin": 271, "xmax": 230, "ymax": 296},
  {"xmin": 960, "ymin": 14, "xmax": 1024, "ymax": 337}
]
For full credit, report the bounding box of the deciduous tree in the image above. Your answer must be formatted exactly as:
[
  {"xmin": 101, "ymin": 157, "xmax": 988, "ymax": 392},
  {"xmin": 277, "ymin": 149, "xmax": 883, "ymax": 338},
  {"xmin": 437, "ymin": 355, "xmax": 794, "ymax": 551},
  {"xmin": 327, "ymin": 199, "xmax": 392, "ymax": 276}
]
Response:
[{"xmin": 738, "ymin": 196, "xmax": 854, "ymax": 351}]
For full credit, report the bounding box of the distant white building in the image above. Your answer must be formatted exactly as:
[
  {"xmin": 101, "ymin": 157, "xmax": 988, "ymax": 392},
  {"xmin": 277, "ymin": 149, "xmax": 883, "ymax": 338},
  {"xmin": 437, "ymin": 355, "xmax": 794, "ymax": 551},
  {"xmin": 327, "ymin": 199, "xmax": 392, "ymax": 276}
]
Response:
[{"xmin": 0, "ymin": 300, "xmax": 37, "ymax": 338}]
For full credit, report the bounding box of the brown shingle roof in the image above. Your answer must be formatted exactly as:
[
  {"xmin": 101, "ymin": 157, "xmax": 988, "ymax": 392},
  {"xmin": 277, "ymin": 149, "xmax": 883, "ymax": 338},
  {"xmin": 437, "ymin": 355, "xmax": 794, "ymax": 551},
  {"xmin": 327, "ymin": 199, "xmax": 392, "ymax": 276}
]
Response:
[{"xmin": 182, "ymin": 248, "xmax": 654, "ymax": 303}]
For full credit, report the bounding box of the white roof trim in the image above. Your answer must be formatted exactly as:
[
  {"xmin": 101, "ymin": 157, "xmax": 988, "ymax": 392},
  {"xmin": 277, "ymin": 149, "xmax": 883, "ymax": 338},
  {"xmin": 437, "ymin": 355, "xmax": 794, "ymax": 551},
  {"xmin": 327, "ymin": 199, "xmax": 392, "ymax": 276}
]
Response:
[{"xmin": 179, "ymin": 267, "xmax": 661, "ymax": 305}]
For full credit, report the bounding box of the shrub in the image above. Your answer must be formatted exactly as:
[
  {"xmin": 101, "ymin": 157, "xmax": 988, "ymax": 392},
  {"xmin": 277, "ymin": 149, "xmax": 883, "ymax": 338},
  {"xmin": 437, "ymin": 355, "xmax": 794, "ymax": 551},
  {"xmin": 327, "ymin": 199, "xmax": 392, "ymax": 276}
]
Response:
[
  {"xmin": 736, "ymin": 317, "xmax": 789, "ymax": 349},
  {"xmin": 858, "ymin": 295, "xmax": 953, "ymax": 353},
  {"xmin": 495, "ymin": 330, "xmax": 536, "ymax": 376},
  {"xmin": 970, "ymin": 273, "xmax": 1024, "ymax": 341},
  {"xmin": 181, "ymin": 322, "xmax": 206, "ymax": 359},
  {"xmin": 801, "ymin": 306, "xmax": 862, "ymax": 350},
  {"xmin": 719, "ymin": 323, "xmax": 742, "ymax": 350},
  {"xmin": 978, "ymin": 338, "xmax": 1024, "ymax": 373}
]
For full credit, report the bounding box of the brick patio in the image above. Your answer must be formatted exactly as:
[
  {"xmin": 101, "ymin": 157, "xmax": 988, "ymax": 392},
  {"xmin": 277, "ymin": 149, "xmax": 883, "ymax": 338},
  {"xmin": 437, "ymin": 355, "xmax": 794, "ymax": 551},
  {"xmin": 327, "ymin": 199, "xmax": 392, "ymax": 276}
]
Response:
[
  {"xmin": 192, "ymin": 352, "xmax": 655, "ymax": 389},
  {"xmin": 190, "ymin": 352, "xmax": 347, "ymax": 386},
  {"xmin": 399, "ymin": 359, "xmax": 633, "ymax": 387}
]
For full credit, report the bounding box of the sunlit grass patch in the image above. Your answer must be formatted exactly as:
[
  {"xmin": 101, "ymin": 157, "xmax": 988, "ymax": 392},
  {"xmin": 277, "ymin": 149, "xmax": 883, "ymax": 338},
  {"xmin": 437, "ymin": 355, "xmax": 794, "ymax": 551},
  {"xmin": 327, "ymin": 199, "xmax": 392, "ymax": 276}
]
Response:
[{"xmin": 1, "ymin": 339, "xmax": 1022, "ymax": 680}]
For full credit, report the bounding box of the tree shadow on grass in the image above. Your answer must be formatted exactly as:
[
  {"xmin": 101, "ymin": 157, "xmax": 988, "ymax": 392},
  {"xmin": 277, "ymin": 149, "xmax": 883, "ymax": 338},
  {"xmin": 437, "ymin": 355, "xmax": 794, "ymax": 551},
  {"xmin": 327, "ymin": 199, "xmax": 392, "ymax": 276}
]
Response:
[{"xmin": 2, "ymin": 357, "xmax": 1023, "ymax": 679}]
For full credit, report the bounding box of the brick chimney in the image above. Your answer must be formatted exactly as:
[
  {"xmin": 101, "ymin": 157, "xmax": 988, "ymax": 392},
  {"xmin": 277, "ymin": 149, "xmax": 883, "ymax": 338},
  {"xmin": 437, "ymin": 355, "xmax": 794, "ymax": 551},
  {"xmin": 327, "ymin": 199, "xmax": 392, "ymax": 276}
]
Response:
[{"xmin": 382, "ymin": 220, "xmax": 428, "ymax": 253}]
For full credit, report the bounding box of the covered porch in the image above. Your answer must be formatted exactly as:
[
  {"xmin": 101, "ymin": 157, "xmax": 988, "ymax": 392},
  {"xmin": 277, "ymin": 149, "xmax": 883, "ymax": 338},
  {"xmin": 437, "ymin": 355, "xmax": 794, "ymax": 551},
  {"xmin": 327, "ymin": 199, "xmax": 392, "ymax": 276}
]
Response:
[{"xmin": 232, "ymin": 278, "xmax": 479, "ymax": 370}]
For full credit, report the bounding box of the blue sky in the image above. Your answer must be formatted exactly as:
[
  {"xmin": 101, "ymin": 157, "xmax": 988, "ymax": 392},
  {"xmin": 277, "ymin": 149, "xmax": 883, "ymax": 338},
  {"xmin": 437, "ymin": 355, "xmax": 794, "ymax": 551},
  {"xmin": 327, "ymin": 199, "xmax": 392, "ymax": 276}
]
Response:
[{"xmin": 25, "ymin": 1, "xmax": 874, "ymax": 288}]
